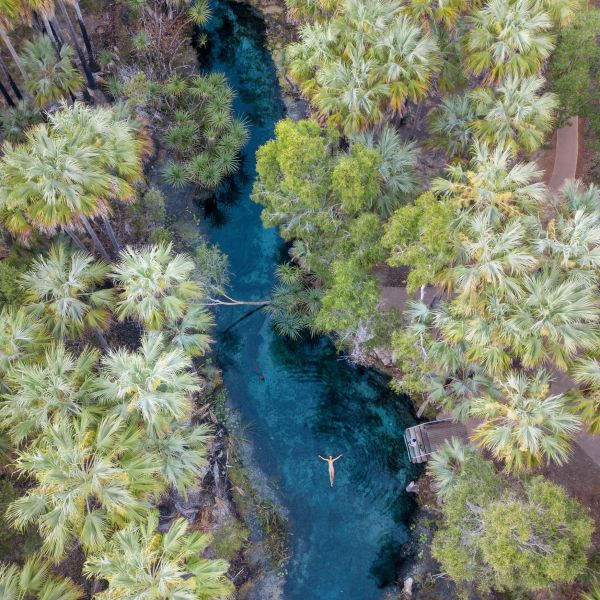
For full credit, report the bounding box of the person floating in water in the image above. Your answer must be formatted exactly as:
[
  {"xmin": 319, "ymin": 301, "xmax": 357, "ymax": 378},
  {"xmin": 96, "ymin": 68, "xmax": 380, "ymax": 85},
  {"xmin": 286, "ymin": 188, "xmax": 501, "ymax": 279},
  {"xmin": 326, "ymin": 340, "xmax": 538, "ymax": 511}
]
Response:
[{"xmin": 319, "ymin": 454, "xmax": 343, "ymax": 487}]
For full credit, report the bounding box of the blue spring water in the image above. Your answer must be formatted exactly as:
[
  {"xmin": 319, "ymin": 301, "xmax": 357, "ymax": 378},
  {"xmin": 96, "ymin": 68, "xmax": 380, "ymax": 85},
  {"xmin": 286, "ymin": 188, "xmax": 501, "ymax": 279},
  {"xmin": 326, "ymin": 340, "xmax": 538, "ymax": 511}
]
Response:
[{"xmin": 169, "ymin": 1, "xmax": 420, "ymax": 597}]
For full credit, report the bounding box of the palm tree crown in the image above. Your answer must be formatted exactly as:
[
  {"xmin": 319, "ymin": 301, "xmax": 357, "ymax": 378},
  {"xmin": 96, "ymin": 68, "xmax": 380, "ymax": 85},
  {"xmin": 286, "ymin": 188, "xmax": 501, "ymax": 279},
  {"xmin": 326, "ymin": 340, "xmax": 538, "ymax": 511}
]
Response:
[
  {"xmin": 112, "ymin": 242, "xmax": 202, "ymax": 330},
  {"xmin": 95, "ymin": 331, "xmax": 201, "ymax": 431},
  {"xmin": 471, "ymin": 370, "xmax": 581, "ymax": 471},
  {"xmin": 20, "ymin": 243, "xmax": 113, "ymax": 339},
  {"xmin": 84, "ymin": 511, "xmax": 232, "ymax": 600},
  {"xmin": 465, "ymin": 0, "xmax": 555, "ymax": 81}
]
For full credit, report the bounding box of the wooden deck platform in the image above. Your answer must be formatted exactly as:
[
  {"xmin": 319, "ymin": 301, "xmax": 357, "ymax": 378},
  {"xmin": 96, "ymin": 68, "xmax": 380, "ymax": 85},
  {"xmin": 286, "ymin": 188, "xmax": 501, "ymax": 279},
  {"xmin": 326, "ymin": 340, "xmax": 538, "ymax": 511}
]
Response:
[{"xmin": 404, "ymin": 419, "xmax": 469, "ymax": 464}]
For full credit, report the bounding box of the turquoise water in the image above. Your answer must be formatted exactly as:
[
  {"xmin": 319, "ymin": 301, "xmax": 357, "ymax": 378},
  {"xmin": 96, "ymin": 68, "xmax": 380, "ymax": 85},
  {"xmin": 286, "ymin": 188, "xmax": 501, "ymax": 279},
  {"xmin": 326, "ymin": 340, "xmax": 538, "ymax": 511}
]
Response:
[{"xmin": 171, "ymin": 2, "xmax": 419, "ymax": 597}]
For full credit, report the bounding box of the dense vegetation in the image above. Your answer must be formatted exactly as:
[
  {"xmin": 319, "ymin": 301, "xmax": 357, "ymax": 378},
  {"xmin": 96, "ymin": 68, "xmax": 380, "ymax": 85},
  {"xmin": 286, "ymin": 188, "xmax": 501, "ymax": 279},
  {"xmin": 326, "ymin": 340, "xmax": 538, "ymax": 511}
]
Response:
[
  {"xmin": 250, "ymin": 0, "xmax": 600, "ymax": 595},
  {"xmin": 0, "ymin": 0, "xmax": 599, "ymax": 596}
]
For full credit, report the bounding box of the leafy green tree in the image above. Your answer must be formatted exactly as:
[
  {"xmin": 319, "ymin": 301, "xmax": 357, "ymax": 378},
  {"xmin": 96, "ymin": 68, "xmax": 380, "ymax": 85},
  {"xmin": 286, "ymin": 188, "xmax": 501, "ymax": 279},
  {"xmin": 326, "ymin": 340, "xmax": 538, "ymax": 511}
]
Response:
[
  {"xmin": 382, "ymin": 192, "xmax": 455, "ymax": 291},
  {"xmin": 0, "ymin": 100, "xmax": 42, "ymax": 143},
  {"xmin": 20, "ymin": 243, "xmax": 113, "ymax": 341},
  {"xmin": 287, "ymin": 0, "xmax": 439, "ymax": 132},
  {"xmin": 470, "ymin": 370, "xmax": 581, "ymax": 471},
  {"xmin": 112, "ymin": 242, "xmax": 202, "ymax": 330},
  {"xmin": 7, "ymin": 412, "xmax": 161, "ymax": 560},
  {"xmin": 465, "ymin": 0, "xmax": 555, "ymax": 82},
  {"xmin": 470, "ymin": 75, "xmax": 557, "ymax": 152},
  {"xmin": 549, "ymin": 9, "xmax": 600, "ymax": 121},
  {"xmin": 432, "ymin": 452, "xmax": 593, "ymax": 595},
  {"xmin": 0, "ymin": 343, "xmax": 99, "ymax": 445},
  {"xmin": 0, "ymin": 555, "xmax": 81, "ymax": 600},
  {"xmin": 165, "ymin": 303, "xmax": 214, "ymax": 357},
  {"xmin": 20, "ymin": 35, "xmax": 83, "ymax": 107},
  {"xmin": 84, "ymin": 511, "xmax": 232, "ymax": 599}
]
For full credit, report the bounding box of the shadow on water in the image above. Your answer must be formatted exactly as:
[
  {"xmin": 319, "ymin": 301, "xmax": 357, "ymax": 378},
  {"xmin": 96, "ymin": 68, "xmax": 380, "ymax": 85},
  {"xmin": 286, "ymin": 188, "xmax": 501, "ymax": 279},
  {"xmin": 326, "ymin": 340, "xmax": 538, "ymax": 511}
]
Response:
[{"xmin": 164, "ymin": 1, "xmax": 420, "ymax": 598}]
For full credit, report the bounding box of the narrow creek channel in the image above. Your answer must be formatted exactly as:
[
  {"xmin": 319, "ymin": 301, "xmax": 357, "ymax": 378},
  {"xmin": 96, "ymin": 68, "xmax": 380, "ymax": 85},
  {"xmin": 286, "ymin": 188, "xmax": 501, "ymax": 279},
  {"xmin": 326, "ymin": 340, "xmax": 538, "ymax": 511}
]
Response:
[{"xmin": 166, "ymin": 1, "xmax": 419, "ymax": 597}]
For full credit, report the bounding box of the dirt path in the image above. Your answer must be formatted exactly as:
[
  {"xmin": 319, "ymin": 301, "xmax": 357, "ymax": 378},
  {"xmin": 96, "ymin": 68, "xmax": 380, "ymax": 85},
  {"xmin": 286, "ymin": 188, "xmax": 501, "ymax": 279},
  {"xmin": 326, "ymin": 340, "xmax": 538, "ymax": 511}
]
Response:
[{"xmin": 548, "ymin": 117, "xmax": 580, "ymax": 191}]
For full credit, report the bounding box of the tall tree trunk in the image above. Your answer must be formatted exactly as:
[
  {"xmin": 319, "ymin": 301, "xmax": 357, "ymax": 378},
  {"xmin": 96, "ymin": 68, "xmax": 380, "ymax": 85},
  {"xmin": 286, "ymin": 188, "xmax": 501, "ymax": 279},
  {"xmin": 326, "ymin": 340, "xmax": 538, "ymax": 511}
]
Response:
[
  {"xmin": 71, "ymin": 0, "xmax": 99, "ymax": 71},
  {"xmin": 0, "ymin": 54, "xmax": 22, "ymax": 100},
  {"xmin": 58, "ymin": 0, "xmax": 96, "ymax": 90},
  {"xmin": 0, "ymin": 76, "xmax": 15, "ymax": 107},
  {"xmin": 64, "ymin": 227, "xmax": 88, "ymax": 252},
  {"xmin": 80, "ymin": 215, "xmax": 111, "ymax": 261},
  {"xmin": 95, "ymin": 330, "xmax": 109, "ymax": 352},
  {"xmin": 49, "ymin": 17, "xmax": 65, "ymax": 46},
  {"xmin": 42, "ymin": 17, "xmax": 62, "ymax": 58},
  {"xmin": 101, "ymin": 213, "xmax": 119, "ymax": 252},
  {"xmin": 0, "ymin": 26, "xmax": 28, "ymax": 81}
]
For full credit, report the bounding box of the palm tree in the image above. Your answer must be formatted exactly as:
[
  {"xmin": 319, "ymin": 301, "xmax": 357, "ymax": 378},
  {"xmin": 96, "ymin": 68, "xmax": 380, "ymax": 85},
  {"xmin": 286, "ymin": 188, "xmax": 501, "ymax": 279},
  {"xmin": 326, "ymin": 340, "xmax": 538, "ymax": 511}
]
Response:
[
  {"xmin": 111, "ymin": 242, "xmax": 202, "ymax": 330},
  {"xmin": 20, "ymin": 35, "xmax": 83, "ymax": 107},
  {"xmin": 465, "ymin": 0, "xmax": 555, "ymax": 82},
  {"xmin": 146, "ymin": 422, "xmax": 211, "ymax": 492},
  {"xmin": 429, "ymin": 94, "xmax": 476, "ymax": 158},
  {"xmin": 7, "ymin": 412, "xmax": 161, "ymax": 560},
  {"xmin": 84, "ymin": 511, "xmax": 233, "ymax": 600},
  {"xmin": 94, "ymin": 331, "xmax": 200, "ymax": 431},
  {"xmin": 20, "ymin": 243, "xmax": 113, "ymax": 342},
  {"xmin": 287, "ymin": 0, "xmax": 439, "ymax": 132},
  {"xmin": 508, "ymin": 268, "xmax": 599, "ymax": 370},
  {"xmin": 536, "ymin": 181, "xmax": 600, "ymax": 274},
  {"xmin": 470, "ymin": 370, "xmax": 581, "ymax": 472},
  {"xmin": 570, "ymin": 356, "xmax": 600, "ymax": 434},
  {"xmin": 0, "ymin": 103, "xmax": 143, "ymax": 257},
  {"xmin": 432, "ymin": 142, "xmax": 546, "ymax": 219},
  {"xmin": 470, "ymin": 75, "xmax": 557, "ymax": 152},
  {"xmin": 451, "ymin": 212, "xmax": 537, "ymax": 303},
  {"xmin": 0, "ymin": 556, "xmax": 82, "ymax": 600},
  {"xmin": 0, "ymin": 99, "xmax": 42, "ymax": 142},
  {"xmin": 428, "ymin": 437, "xmax": 471, "ymax": 498},
  {"xmin": 350, "ymin": 126, "xmax": 419, "ymax": 217},
  {"xmin": 0, "ymin": 342, "xmax": 99, "ymax": 444},
  {"xmin": 166, "ymin": 303, "xmax": 214, "ymax": 357},
  {"xmin": 403, "ymin": 0, "xmax": 470, "ymax": 30},
  {"xmin": 0, "ymin": 305, "xmax": 48, "ymax": 377}
]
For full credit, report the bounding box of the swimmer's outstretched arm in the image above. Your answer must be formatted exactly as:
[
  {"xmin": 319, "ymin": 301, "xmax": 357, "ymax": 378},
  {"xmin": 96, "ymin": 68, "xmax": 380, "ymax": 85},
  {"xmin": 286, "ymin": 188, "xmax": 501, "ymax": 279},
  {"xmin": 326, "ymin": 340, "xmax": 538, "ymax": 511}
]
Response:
[
  {"xmin": 318, "ymin": 455, "xmax": 327, "ymax": 461},
  {"xmin": 332, "ymin": 454, "xmax": 343, "ymax": 462}
]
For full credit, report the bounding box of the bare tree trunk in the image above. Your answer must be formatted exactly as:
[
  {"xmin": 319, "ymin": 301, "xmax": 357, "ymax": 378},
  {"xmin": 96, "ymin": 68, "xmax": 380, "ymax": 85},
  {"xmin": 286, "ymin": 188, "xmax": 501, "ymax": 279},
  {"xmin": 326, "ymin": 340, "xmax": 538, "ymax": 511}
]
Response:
[
  {"xmin": 42, "ymin": 17, "xmax": 62, "ymax": 58},
  {"xmin": 58, "ymin": 0, "xmax": 96, "ymax": 91},
  {"xmin": 0, "ymin": 26, "xmax": 28, "ymax": 81},
  {"xmin": 64, "ymin": 227, "xmax": 88, "ymax": 252},
  {"xmin": 100, "ymin": 213, "xmax": 120, "ymax": 252},
  {"xmin": 80, "ymin": 215, "xmax": 111, "ymax": 261},
  {"xmin": 0, "ymin": 76, "xmax": 15, "ymax": 107},
  {"xmin": 0, "ymin": 55, "xmax": 21, "ymax": 101},
  {"xmin": 49, "ymin": 17, "xmax": 66, "ymax": 46},
  {"xmin": 71, "ymin": 0, "xmax": 99, "ymax": 71},
  {"xmin": 95, "ymin": 329, "xmax": 109, "ymax": 352}
]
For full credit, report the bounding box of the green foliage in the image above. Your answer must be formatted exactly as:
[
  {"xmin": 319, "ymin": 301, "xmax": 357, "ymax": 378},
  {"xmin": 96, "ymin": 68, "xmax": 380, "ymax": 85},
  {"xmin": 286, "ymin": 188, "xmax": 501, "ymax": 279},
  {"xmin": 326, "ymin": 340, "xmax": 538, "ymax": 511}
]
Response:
[
  {"xmin": 211, "ymin": 519, "xmax": 250, "ymax": 560},
  {"xmin": 0, "ymin": 102, "xmax": 143, "ymax": 244},
  {"xmin": 266, "ymin": 264, "xmax": 322, "ymax": 339},
  {"xmin": 84, "ymin": 511, "xmax": 232, "ymax": 599},
  {"xmin": 21, "ymin": 243, "xmax": 113, "ymax": 339},
  {"xmin": 432, "ymin": 453, "xmax": 594, "ymax": 595},
  {"xmin": 548, "ymin": 8, "xmax": 600, "ymax": 121},
  {"xmin": 0, "ymin": 101, "xmax": 42, "ymax": 143},
  {"xmin": 126, "ymin": 73, "xmax": 250, "ymax": 190},
  {"xmin": 382, "ymin": 192, "xmax": 454, "ymax": 292},
  {"xmin": 332, "ymin": 145, "xmax": 381, "ymax": 216},
  {"xmin": 0, "ymin": 259, "xmax": 27, "ymax": 308},
  {"xmin": 287, "ymin": 0, "xmax": 439, "ymax": 132},
  {"xmin": 0, "ymin": 555, "xmax": 82, "ymax": 600},
  {"xmin": 465, "ymin": 0, "xmax": 556, "ymax": 82},
  {"xmin": 20, "ymin": 36, "xmax": 83, "ymax": 107}
]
